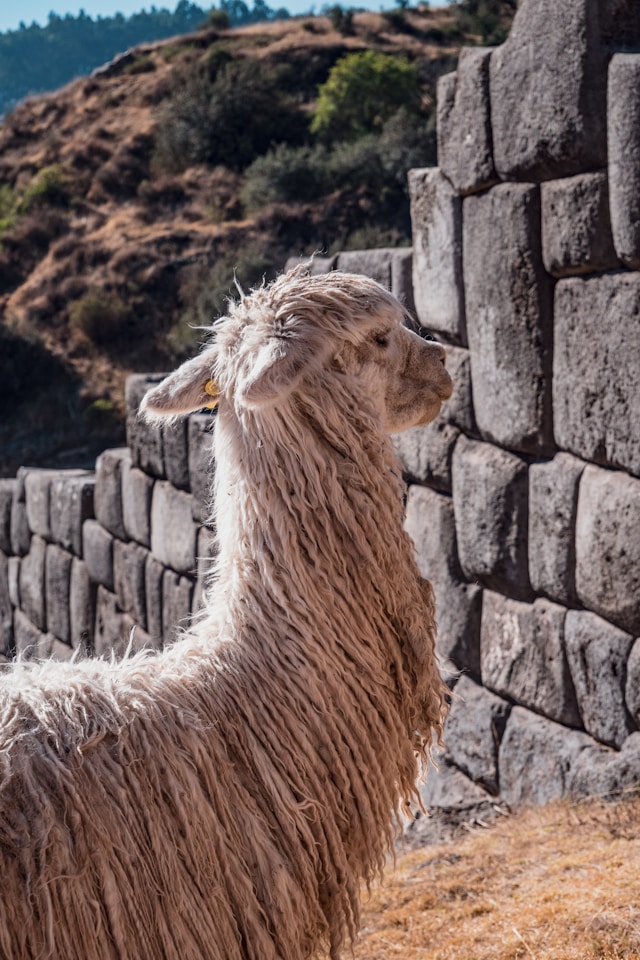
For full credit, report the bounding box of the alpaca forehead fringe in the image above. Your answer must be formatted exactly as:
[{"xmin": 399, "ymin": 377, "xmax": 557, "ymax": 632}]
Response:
[{"xmin": 215, "ymin": 267, "xmax": 405, "ymax": 344}]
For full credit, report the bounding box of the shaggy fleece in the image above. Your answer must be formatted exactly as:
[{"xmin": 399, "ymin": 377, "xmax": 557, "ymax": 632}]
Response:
[{"xmin": 0, "ymin": 268, "xmax": 448, "ymax": 960}]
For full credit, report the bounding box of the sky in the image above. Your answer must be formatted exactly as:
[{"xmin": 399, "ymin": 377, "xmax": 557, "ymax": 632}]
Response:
[{"xmin": 0, "ymin": 0, "xmax": 446, "ymax": 33}]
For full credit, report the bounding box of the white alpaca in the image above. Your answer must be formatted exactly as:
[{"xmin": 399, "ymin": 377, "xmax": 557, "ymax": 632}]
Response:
[{"xmin": 0, "ymin": 267, "xmax": 452, "ymax": 960}]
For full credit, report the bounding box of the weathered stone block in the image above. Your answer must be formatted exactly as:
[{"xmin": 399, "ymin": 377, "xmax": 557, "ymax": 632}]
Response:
[
  {"xmin": 409, "ymin": 168, "xmax": 465, "ymax": 344},
  {"xmin": 94, "ymin": 586, "xmax": 134, "ymax": 659},
  {"xmin": 575, "ymin": 465, "xmax": 640, "ymax": 634},
  {"xmin": 394, "ymin": 422, "xmax": 459, "ymax": 493},
  {"xmin": 0, "ymin": 479, "xmax": 16, "ymax": 554},
  {"xmin": 162, "ymin": 569, "xmax": 194, "ymax": 643},
  {"xmin": 452, "ymin": 437, "xmax": 533, "ymax": 601},
  {"xmin": 441, "ymin": 345, "xmax": 475, "ymax": 435},
  {"xmin": 390, "ymin": 249, "xmax": 415, "ymax": 317},
  {"xmin": 113, "ymin": 539, "xmax": 148, "ymax": 630},
  {"xmin": 528, "ymin": 453, "xmax": 586, "ymax": 606},
  {"xmin": 151, "ymin": 481, "xmax": 198, "ymax": 575},
  {"xmin": 126, "ymin": 373, "xmax": 166, "ymax": 478},
  {"xmin": 499, "ymin": 706, "xmax": 594, "ymax": 807},
  {"xmin": 82, "ymin": 519, "xmax": 114, "ymax": 592},
  {"xmin": 50, "ymin": 472, "xmax": 95, "ymax": 557},
  {"xmin": 608, "ymin": 54, "xmax": 640, "ymax": 269},
  {"xmin": 162, "ymin": 419, "xmax": 190, "ymax": 492},
  {"xmin": 565, "ymin": 609, "xmax": 635, "ymax": 749},
  {"xmin": 444, "ymin": 675, "xmax": 510, "ymax": 795},
  {"xmin": 45, "ymin": 544, "xmax": 72, "ymax": 643},
  {"xmin": 145, "ymin": 554, "xmax": 164, "ymax": 643},
  {"xmin": 10, "ymin": 497, "xmax": 30, "ymax": 557},
  {"xmin": 122, "ymin": 461, "xmax": 154, "ymax": 548},
  {"xmin": 569, "ymin": 733, "xmax": 640, "ymax": 800},
  {"xmin": 463, "ymin": 183, "xmax": 554, "ymax": 454},
  {"xmin": 437, "ymin": 48, "xmax": 497, "ymax": 196},
  {"xmin": 0, "ymin": 552, "xmax": 13, "ymax": 656},
  {"xmin": 490, "ymin": 0, "xmax": 606, "ymax": 181},
  {"xmin": 541, "ymin": 172, "xmax": 619, "ymax": 277},
  {"xmin": 405, "ymin": 485, "xmax": 481, "ymax": 677},
  {"xmin": 94, "ymin": 448, "xmax": 129, "ymax": 541},
  {"xmin": 284, "ymin": 255, "xmax": 337, "ymax": 275},
  {"xmin": 13, "ymin": 609, "xmax": 46, "ymax": 660},
  {"xmin": 8, "ymin": 557, "xmax": 20, "ymax": 608},
  {"xmin": 481, "ymin": 592, "xmax": 580, "ymax": 727},
  {"xmin": 335, "ymin": 248, "xmax": 395, "ymax": 288},
  {"xmin": 19, "ymin": 535, "xmax": 47, "ymax": 631},
  {"xmin": 627, "ymin": 638, "xmax": 640, "ymax": 728},
  {"xmin": 555, "ymin": 274, "xmax": 640, "ymax": 477},
  {"xmin": 188, "ymin": 414, "xmax": 216, "ymax": 523},
  {"xmin": 69, "ymin": 558, "xmax": 95, "ymax": 652},
  {"xmin": 193, "ymin": 526, "xmax": 216, "ymax": 616},
  {"xmin": 418, "ymin": 755, "xmax": 490, "ymax": 811},
  {"xmin": 24, "ymin": 469, "xmax": 57, "ymax": 541}
]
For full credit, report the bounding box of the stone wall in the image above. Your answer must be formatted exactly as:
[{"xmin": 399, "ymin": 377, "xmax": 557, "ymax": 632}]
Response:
[
  {"xmin": 404, "ymin": 0, "xmax": 640, "ymax": 808},
  {"xmin": 0, "ymin": 379, "xmax": 217, "ymax": 663}
]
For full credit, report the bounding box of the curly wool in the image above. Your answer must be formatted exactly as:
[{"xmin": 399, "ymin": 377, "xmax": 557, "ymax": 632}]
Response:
[{"xmin": 0, "ymin": 268, "xmax": 447, "ymax": 960}]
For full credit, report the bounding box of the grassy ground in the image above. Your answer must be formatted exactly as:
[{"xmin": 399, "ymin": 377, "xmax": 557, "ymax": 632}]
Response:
[{"xmin": 355, "ymin": 797, "xmax": 640, "ymax": 960}]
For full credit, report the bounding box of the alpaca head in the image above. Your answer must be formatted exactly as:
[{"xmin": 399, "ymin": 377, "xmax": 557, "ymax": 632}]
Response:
[{"xmin": 141, "ymin": 266, "xmax": 452, "ymax": 433}]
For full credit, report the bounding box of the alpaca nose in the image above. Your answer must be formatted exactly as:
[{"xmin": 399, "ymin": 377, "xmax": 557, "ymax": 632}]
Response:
[{"xmin": 426, "ymin": 340, "xmax": 447, "ymax": 365}]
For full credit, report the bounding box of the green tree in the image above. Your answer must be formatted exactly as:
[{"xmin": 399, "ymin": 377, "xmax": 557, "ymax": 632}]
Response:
[{"xmin": 309, "ymin": 50, "xmax": 418, "ymax": 144}]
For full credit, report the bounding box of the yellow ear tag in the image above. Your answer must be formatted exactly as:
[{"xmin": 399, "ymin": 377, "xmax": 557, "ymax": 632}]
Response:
[{"xmin": 203, "ymin": 379, "xmax": 220, "ymax": 409}]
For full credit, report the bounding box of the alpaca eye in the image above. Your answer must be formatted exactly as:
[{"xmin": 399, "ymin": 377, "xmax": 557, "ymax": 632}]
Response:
[{"xmin": 374, "ymin": 333, "xmax": 389, "ymax": 347}]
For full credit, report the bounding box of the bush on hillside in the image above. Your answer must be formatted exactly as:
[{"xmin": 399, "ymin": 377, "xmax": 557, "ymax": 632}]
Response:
[
  {"xmin": 449, "ymin": 0, "xmax": 516, "ymax": 44},
  {"xmin": 241, "ymin": 143, "xmax": 330, "ymax": 210},
  {"xmin": 69, "ymin": 288, "xmax": 132, "ymax": 345},
  {"xmin": 153, "ymin": 58, "xmax": 305, "ymax": 172},
  {"xmin": 310, "ymin": 50, "xmax": 419, "ymax": 144}
]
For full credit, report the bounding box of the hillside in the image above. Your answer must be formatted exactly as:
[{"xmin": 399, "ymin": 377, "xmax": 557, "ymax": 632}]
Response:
[{"xmin": 0, "ymin": 5, "xmax": 503, "ymax": 476}]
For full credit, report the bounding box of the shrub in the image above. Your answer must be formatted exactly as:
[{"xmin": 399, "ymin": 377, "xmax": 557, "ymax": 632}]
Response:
[
  {"xmin": 326, "ymin": 5, "xmax": 354, "ymax": 35},
  {"xmin": 450, "ymin": 0, "xmax": 515, "ymax": 44},
  {"xmin": 18, "ymin": 164, "xmax": 70, "ymax": 214},
  {"xmin": 310, "ymin": 51, "xmax": 419, "ymax": 144},
  {"xmin": 69, "ymin": 289, "xmax": 132, "ymax": 345},
  {"xmin": 241, "ymin": 143, "xmax": 329, "ymax": 210},
  {"xmin": 205, "ymin": 8, "xmax": 231, "ymax": 28}
]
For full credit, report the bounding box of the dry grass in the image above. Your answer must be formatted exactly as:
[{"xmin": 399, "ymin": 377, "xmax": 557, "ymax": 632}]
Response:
[{"xmin": 355, "ymin": 798, "xmax": 640, "ymax": 960}]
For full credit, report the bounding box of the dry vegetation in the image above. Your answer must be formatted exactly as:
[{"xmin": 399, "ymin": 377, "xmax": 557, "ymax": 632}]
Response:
[{"xmin": 355, "ymin": 797, "xmax": 640, "ymax": 960}]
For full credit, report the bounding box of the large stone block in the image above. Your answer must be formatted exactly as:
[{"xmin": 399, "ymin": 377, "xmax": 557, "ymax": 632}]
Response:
[
  {"xmin": 417, "ymin": 755, "xmax": 490, "ymax": 812},
  {"xmin": 390, "ymin": 249, "xmax": 415, "ymax": 318},
  {"xmin": 569, "ymin": 733, "xmax": 640, "ymax": 800},
  {"xmin": 162, "ymin": 569, "xmax": 194, "ymax": 643},
  {"xmin": 145, "ymin": 554, "xmax": 164, "ymax": 643},
  {"xmin": 162, "ymin": 419, "xmax": 190, "ymax": 492},
  {"xmin": 463, "ymin": 183, "xmax": 554, "ymax": 454},
  {"xmin": 554, "ymin": 274, "xmax": 640, "ymax": 476},
  {"xmin": 94, "ymin": 448, "xmax": 129, "ymax": 541},
  {"xmin": 0, "ymin": 552, "xmax": 13, "ymax": 656},
  {"xmin": 528, "ymin": 453, "xmax": 586, "ymax": 606},
  {"xmin": 608, "ymin": 54, "xmax": 640, "ymax": 269},
  {"xmin": 393, "ymin": 422, "xmax": 459, "ymax": 494},
  {"xmin": 19, "ymin": 535, "xmax": 47, "ymax": 631},
  {"xmin": 627, "ymin": 638, "xmax": 640, "ymax": 728},
  {"xmin": 565, "ymin": 609, "xmax": 635, "ymax": 749},
  {"xmin": 0, "ymin": 479, "xmax": 16, "ymax": 554},
  {"xmin": 193, "ymin": 525, "xmax": 216, "ymax": 616},
  {"xmin": 13, "ymin": 609, "xmax": 48, "ymax": 661},
  {"xmin": 405, "ymin": 485, "xmax": 481, "ymax": 677},
  {"xmin": 113, "ymin": 539, "xmax": 148, "ymax": 630},
  {"xmin": 481, "ymin": 592, "xmax": 580, "ymax": 727},
  {"xmin": 188, "ymin": 414, "xmax": 216, "ymax": 523},
  {"xmin": 94, "ymin": 586, "xmax": 135, "ymax": 659},
  {"xmin": 452, "ymin": 437, "xmax": 533, "ymax": 601},
  {"xmin": 126, "ymin": 373, "xmax": 166, "ymax": 479},
  {"xmin": 49, "ymin": 472, "xmax": 95, "ymax": 557},
  {"xmin": 409, "ymin": 168, "xmax": 466, "ymax": 344},
  {"xmin": 285, "ymin": 255, "xmax": 337, "ymax": 275},
  {"xmin": 440, "ymin": 345, "xmax": 475, "ymax": 436},
  {"xmin": 444, "ymin": 675, "xmax": 510, "ymax": 796},
  {"xmin": 10, "ymin": 497, "xmax": 30, "ymax": 557},
  {"xmin": 437, "ymin": 49, "xmax": 497, "ymax": 196},
  {"xmin": 69, "ymin": 558, "xmax": 95, "ymax": 652},
  {"xmin": 82, "ymin": 519, "xmax": 114, "ymax": 592},
  {"xmin": 24, "ymin": 469, "xmax": 58, "ymax": 541},
  {"xmin": 121, "ymin": 460, "xmax": 154, "ymax": 548},
  {"xmin": 490, "ymin": 0, "xmax": 606, "ymax": 181},
  {"xmin": 541, "ymin": 172, "xmax": 619, "ymax": 277},
  {"xmin": 45, "ymin": 544, "xmax": 72, "ymax": 643},
  {"xmin": 335, "ymin": 248, "xmax": 395, "ymax": 288},
  {"xmin": 499, "ymin": 706, "xmax": 594, "ymax": 807},
  {"xmin": 575, "ymin": 465, "xmax": 640, "ymax": 634},
  {"xmin": 151, "ymin": 481, "xmax": 198, "ymax": 576},
  {"xmin": 8, "ymin": 557, "xmax": 20, "ymax": 608}
]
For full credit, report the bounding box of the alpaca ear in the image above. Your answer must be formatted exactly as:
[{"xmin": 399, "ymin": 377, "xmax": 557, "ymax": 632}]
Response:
[
  {"xmin": 140, "ymin": 346, "xmax": 219, "ymax": 418},
  {"xmin": 238, "ymin": 337, "xmax": 308, "ymax": 407}
]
